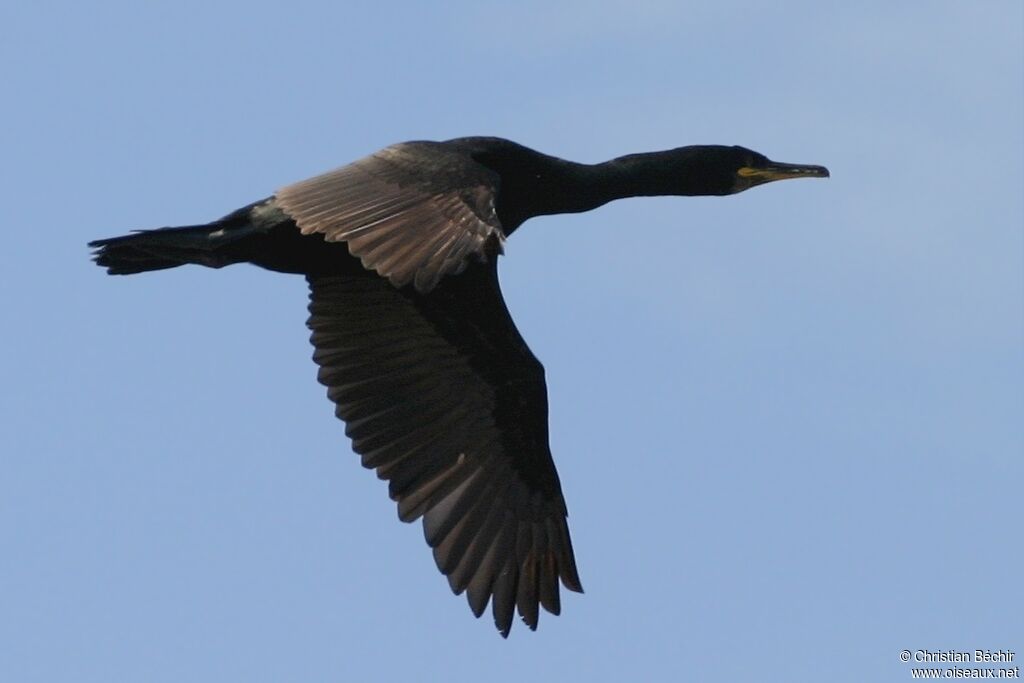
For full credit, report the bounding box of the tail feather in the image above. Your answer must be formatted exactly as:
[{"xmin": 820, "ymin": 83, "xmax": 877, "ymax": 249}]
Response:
[
  {"xmin": 90, "ymin": 202, "xmax": 266, "ymax": 275},
  {"xmin": 90, "ymin": 198, "xmax": 360, "ymax": 277}
]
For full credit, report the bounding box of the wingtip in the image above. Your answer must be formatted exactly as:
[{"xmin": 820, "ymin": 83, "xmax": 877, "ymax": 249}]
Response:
[{"xmin": 522, "ymin": 614, "xmax": 539, "ymax": 632}]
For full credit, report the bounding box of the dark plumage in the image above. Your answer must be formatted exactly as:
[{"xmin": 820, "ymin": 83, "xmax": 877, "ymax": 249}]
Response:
[{"xmin": 90, "ymin": 136, "xmax": 828, "ymax": 636}]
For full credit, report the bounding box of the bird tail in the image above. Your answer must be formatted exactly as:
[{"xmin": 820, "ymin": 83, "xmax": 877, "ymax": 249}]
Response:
[{"xmin": 89, "ymin": 203, "xmax": 265, "ymax": 275}]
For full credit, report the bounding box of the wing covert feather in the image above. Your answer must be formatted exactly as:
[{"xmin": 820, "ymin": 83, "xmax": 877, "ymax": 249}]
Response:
[{"xmin": 279, "ymin": 143, "xmax": 504, "ymax": 293}]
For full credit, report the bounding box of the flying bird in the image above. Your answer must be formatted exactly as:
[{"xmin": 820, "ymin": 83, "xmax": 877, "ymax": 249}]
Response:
[{"xmin": 90, "ymin": 136, "xmax": 828, "ymax": 636}]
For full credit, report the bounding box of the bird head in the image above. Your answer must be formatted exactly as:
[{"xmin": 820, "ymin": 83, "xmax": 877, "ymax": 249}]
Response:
[{"xmin": 724, "ymin": 146, "xmax": 830, "ymax": 194}]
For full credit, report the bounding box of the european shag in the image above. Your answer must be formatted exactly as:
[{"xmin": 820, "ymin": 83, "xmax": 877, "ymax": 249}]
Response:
[{"xmin": 90, "ymin": 137, "xmax": 829, "ymax": 636}]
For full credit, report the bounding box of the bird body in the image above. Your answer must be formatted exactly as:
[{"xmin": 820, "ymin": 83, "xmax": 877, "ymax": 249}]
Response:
[{"xmin": 90, "ymin": 136, "xmax": 828, "ymax": 636}]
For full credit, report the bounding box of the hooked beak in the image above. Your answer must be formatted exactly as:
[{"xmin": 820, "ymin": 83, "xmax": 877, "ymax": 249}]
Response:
[{"xmin": 737, "ymin": 160, "xmax": 831, "ymax": 185}]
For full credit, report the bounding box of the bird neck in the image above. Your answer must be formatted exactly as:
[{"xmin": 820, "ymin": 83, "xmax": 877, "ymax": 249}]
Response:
[
  {"xmin": 489, "ymin": 143, "xmax": 731, "ymax": 231},
  {"xmin": 530, "ymin": 147, "xmax": 726, "ymax": 218},
  {"xmin": 591, "ymin": 146, "xmax": 723, "ymax": 200}
]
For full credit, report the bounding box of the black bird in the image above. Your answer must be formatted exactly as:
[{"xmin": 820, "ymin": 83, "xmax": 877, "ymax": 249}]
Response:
[{"xmin": 90, "ymin": 137, "xmax": 828, "ymax": 636}]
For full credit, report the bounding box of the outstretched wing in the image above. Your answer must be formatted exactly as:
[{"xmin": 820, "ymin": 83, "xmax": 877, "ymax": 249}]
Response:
[
  {"xmin": 277, "ymin": 142, "xmax": 504, "ymax": 293},
  {"xmin": 306, "ymin": 264, "xmax": 582, "ymax": 636}
]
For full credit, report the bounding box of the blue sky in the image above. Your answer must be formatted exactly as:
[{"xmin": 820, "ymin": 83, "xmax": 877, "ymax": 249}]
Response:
[{"xmin": 3, "ymin": 2, "xmax": 1021, "ymax": 681}]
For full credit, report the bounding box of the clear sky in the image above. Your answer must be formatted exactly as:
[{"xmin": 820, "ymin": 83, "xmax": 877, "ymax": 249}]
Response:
[{"xmin": 3, "ymin": 2, "xmax": 1021, "ymax": 681}]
